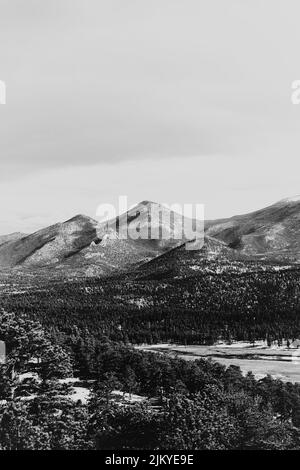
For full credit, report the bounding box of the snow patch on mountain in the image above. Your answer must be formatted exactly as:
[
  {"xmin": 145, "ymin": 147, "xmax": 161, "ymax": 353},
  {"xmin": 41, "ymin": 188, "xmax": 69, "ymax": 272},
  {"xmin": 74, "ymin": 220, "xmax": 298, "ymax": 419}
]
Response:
[{"xmin": 281, "ymin": 195, "xmax": 300, "ymax": 203}]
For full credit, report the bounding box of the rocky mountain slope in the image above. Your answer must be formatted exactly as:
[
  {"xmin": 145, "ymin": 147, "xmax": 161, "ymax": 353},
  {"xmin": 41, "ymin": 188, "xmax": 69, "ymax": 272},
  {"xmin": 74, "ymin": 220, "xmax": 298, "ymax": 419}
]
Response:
[
  {"xmin": 0, "ymin": 215, "xmax": 99, "ymax": 268},
  {"xmin": 205, "ymin": 196, "xmax": 300, "ymax": 261},
  {"xmin": 0, "ymin": 201, "xmax": 201, "ymax": 276},
  {"xmin": 0, "ymin": 232, "xmax": 26, "ymax": 247},
  {"xmin": 1, "ymin": 197, "xmax": 300, "ymax": 277}
]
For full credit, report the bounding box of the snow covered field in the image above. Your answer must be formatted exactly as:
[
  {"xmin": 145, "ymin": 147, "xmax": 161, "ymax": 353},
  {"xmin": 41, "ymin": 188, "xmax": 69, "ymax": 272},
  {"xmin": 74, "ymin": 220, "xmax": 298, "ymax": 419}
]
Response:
[{"xmin": 135, "ymin": 342, "xmax": 300, "ymax": 383}]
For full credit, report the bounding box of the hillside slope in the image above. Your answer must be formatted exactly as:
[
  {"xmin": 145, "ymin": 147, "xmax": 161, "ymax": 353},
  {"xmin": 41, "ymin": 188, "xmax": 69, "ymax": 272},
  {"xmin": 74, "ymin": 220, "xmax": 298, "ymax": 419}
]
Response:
[
  {"xmin": 0, "ymin": 232, "xmax": 26, "ymax": 247},
  {"xmin": 135, "ymin": 236, "xmax": 251, "ymax": 279},
  {"xmin": 0, "ymin": 201, "xmax": 202, "ymax": 276},
  {"xmin": 0, "ymin": 215, "xmax": 99, "ymax": 268},
  {"xmin": 205, "ymin": 197, "xmax": 300, "ymax": 261}
]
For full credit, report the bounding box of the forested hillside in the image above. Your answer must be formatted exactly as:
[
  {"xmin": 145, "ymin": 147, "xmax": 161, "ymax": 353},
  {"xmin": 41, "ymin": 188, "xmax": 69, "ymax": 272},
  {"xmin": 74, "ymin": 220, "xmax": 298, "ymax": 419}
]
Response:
[
  {"xmin": 2, "ymin": 264, "xmax": 300, "ymax": 449},
  {"xmin": 1, "ymin": 309, "xmax": 300, "ymax": 450},
  {"xmin": 2, "ymin": 267, "xmax": 300, "ymax": 345}
]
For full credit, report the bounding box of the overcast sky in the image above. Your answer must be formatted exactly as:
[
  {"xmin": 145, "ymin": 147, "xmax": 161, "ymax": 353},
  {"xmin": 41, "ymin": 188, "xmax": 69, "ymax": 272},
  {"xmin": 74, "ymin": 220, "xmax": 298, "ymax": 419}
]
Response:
[{"xmin": 1, "ymin": 0, "xmax": 300, "ymax": 233}]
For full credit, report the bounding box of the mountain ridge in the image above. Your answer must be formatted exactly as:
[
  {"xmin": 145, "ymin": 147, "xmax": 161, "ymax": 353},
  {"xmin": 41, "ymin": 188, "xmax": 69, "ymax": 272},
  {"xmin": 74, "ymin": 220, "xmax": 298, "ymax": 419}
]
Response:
[
  {"xmin": 0, "ymin": 201, "xmax": 202, "ymax": 276},
  {"xmin": 1, "ymin": 196, "xmax": 300, "ymax": 277},
  {"xmin": 205, "ymin": 196, "xmax": 300, "ymax": 260}
]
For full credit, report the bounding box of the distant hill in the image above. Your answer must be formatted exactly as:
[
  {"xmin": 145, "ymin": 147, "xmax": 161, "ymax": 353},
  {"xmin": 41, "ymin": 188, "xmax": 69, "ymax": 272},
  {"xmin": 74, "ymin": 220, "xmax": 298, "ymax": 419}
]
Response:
[
  {"xmin": 205, "ymin": 196, "xmax": 300, "ymax": 261},
  {"xmin": 0, "ymin": 215, "xmax": 99, "ymax": 269}
]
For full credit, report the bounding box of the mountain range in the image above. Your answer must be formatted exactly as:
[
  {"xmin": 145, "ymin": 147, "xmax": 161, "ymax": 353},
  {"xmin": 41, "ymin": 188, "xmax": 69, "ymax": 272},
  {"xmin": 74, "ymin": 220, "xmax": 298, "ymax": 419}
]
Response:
[{"xmin": 1, "ymin": 197, "xmax": 300, "ymax": 278}]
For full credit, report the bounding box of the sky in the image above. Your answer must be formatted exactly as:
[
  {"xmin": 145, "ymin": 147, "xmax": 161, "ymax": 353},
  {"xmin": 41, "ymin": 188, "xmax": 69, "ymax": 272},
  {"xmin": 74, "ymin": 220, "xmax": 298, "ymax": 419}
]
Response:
[{"xmin": 1, "ymin": 0, "xmax": 300, "ymax": 233}]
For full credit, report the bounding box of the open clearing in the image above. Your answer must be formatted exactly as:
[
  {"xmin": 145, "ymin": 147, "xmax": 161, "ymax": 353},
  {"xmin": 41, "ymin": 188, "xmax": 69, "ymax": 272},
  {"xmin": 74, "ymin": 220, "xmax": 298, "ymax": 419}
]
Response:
[{"xmin": 135, "ymin": 342, "xmax": 300, "ymax": 383}]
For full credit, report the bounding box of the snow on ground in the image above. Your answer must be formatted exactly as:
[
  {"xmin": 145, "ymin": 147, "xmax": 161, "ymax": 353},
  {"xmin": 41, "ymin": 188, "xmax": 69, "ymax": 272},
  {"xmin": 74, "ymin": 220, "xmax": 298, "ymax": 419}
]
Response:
[
  {"xmin": 283, "ymin": 195, "xmax": 300, "ymax": 202},
  {"xmin": 213, "ymin": 340, "xmax": 298, "ymax": 350},
  {"xmin": 57, "ymin": 378, "xmax": 91, "ymax": 404},
  {"xmin": 58, "ymin": 377, "xmax": 78, "ymax": 384},
  {"xmin": 135, "ymin": 342, "xmax": 300, "ymax": 384},
  {"xmin": 19, "ymin": 372, "xmax": 40, "ymax": 382},
  {"xmin": 128, "ymin": 298, "xmax": 152, "ymax": 308},
  {"xmin": 69, "ymin": 386, "xmax": 90, "ymax": 404},
  {"xmin": 136, "ymin": 340, "xmax": 300, "ymax": 351},
  {"xmin": 0, "ymin": 375, "xmax": 143, "ymax": 407},
  {"xmin": 111, "ymin": 390, "xmax": 146, "ymax": 403},
  {"xmin": 215, "ymin": 340, "xmax": 267, "ymax": 349}
]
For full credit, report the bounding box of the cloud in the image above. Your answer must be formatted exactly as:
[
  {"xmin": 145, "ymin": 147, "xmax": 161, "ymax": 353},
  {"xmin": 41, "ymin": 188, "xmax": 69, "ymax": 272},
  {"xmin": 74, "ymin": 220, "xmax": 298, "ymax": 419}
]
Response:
[{"xmin": 0, "ymin": 0, "xmax": 300, "ymax": 230}]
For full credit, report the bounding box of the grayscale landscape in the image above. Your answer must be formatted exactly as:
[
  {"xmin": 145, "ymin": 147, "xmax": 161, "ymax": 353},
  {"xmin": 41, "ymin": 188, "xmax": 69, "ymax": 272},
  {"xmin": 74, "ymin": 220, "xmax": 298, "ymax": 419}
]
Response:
[{"xmin": 1, "ymin": 0, "xmax": 300, "ymax": 453}]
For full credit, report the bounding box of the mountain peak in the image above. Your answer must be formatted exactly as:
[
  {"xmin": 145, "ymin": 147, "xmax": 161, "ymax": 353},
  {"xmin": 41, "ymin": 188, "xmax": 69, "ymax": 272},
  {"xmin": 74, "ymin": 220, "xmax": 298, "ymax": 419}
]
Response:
[
  {"xmin": 279, "ymin": 195, "xmax": 300, "ymax": 204},
  {"xmin": 64, "ymin": 214, "xmax": 98, "ymax": 225},
  {"xmin": 136, "ymin": 200, "xmax": 157, "ymax": 207}
]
